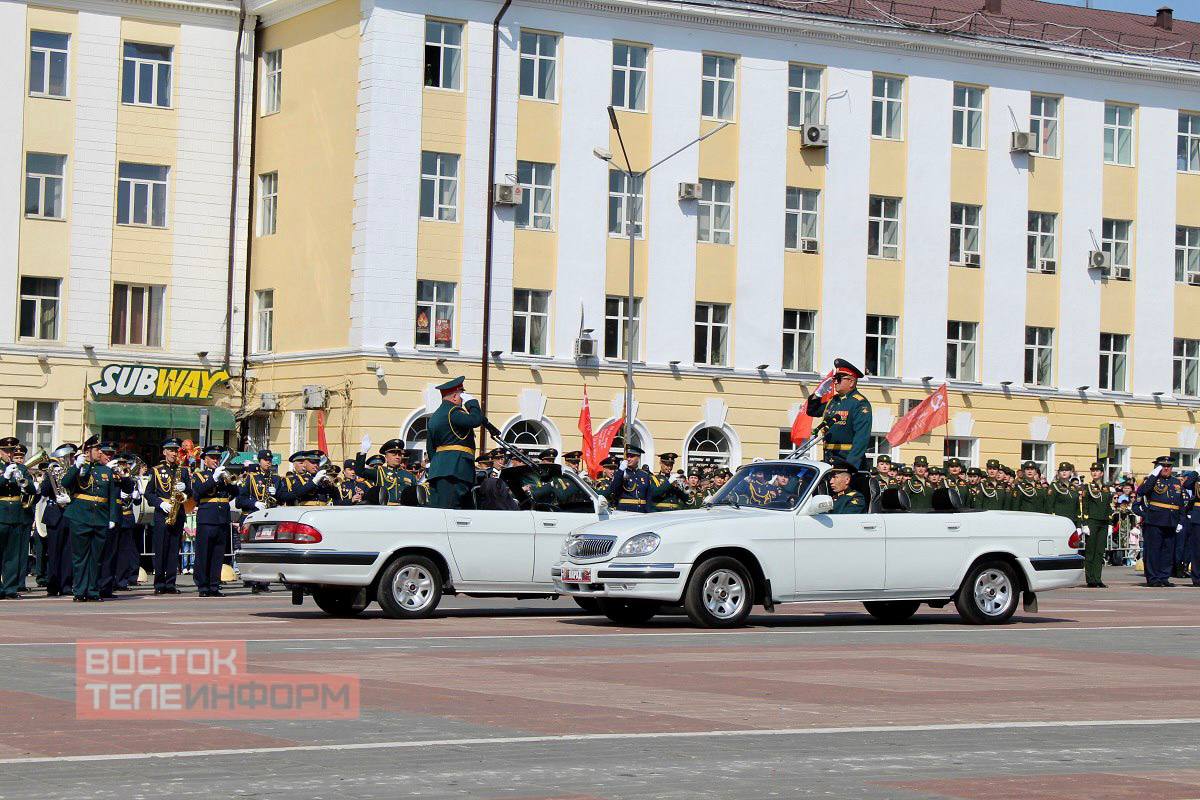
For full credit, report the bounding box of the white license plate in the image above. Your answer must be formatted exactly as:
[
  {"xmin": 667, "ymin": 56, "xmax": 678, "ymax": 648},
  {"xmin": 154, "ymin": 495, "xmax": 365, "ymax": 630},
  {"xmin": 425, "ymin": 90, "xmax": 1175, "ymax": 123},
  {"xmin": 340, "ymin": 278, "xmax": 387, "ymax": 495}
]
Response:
[
  {"xmin": 253, "ymin": 525, "xmax": 276, "ymax": 541},
  {"xmin": 563, "ymin": 567, "xmax": 591, "ymax": 583}
]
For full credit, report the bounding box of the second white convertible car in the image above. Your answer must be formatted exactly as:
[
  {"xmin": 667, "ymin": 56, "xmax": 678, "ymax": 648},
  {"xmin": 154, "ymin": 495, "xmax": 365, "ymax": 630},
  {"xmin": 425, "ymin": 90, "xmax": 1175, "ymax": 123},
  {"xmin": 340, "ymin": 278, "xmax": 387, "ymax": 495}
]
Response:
[{"xmin": 554, "ymin": 458, "xmax": 1085, "ymax": 627}]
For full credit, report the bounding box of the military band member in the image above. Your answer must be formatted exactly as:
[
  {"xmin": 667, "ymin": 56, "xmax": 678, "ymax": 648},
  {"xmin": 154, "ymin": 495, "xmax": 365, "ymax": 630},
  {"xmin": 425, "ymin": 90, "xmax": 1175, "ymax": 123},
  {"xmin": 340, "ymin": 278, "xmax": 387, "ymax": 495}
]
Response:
[
  {"xmin": 278, "ymin": 450, "xmax": 343, "ymax": 507},
  {"xmin": 355, "ymin": 438, "xmax": 416, "ymax": 506},
  {"xmin": 593, "ymin": 456, "xmax": 618, "ymax": 497},
  {"xmin": 805, "ymin": 359, "xmax": 873, "ymax": 470},
  {"xmin": 338, "ymin": 460, "xmax": 369, "ymax": 505},
  {"xmin": 187, "ymin": 446, "xmax": 236, "ymax": 597},
  {"xmin": 99, "ymin": 455, "xmax": 139, "ymax": 597},
  {"xmin": 12, "ymin": 444, "xmax": 36, "ymax": 594},
  {"xmin": 1080, "ymin": 461, "xmax": 1113, "ymax": 588},
  {"xmin": 0, "ymin": 437, "xmax": 36, "ymax": 599},
  {"xmin": 238, "ymin": 450, "xmax": 282, "ymax": 514},
  {"xmin": 40, "ymin": 445, "xmax": 74, "ymax": 596},
  {"xmin": 1136, "ymin": 455, "xmax": 1185, "ymax": 587},
  {"xmin": 649, "ymin": 453, "xmax": 688, "ymax": 512},
  {"xmin": 605, "ymin": 445, "xmax": 652, "ymax": 512},
  {"xmin": 426, "ymin": 376, "xmax": 489, "ymax": 509},
  {"xmin": 144, "ymin": 438, "xmax": 190, "ymax": 594},
  {"xmin": 60, "ymin": 437, "xmax": 118, "ymax": 602},
  {"xmin": 827, "ymin": 462, "xmax": 865, "ymax": 514}
]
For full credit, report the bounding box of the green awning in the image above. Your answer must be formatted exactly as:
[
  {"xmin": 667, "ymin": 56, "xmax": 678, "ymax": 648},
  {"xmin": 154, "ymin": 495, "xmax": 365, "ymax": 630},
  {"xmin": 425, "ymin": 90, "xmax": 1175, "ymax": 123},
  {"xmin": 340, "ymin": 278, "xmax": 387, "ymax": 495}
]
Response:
[{"xmin": 88, "ymin": 401, "xmax": 236, "ymax": 431}]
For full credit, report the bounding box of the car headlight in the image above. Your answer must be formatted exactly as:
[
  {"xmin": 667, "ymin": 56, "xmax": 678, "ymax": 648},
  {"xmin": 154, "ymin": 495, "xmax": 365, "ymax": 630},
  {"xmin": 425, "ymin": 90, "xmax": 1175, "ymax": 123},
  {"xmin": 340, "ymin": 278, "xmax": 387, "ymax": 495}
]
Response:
[
  {"xmin": 617, "ymin": 532, "xmax": 660, "ymax": 557},
  {"xmin": 560, "ymin": 536, "xmax": 576, "ymax": 557}
]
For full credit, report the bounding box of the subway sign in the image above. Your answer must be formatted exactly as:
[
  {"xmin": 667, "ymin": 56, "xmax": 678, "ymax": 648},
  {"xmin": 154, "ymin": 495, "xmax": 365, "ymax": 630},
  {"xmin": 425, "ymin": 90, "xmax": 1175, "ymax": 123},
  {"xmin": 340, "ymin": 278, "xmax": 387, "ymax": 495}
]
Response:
[{"xmin": 89, "ymin": 364, "xmax": 231, "ymax": 400}]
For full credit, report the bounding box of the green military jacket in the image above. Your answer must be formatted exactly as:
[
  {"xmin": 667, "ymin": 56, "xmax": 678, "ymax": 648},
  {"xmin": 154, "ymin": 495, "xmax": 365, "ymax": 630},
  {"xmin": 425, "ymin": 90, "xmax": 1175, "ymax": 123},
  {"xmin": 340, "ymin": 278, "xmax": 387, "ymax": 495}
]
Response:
[
  {"xmin": 649, "ymin": 471, "xmax": 688, "ymax": 512},
  {"xmin": 831, "ymin": 488, "xmax": 866, "ymax": 514},
  {"xmin": 61, "ymin": 462, "xmax": 118, "ymax": 528},
  {"xmin": 1011, "ymin": 481, "xmax": 1048, "ymax": 514},
  {"xmin": 1046, "ymin": 480, "xmax": 1081, "ymax": 524},
  {"xmin": 0, "ymin": 462, "xmax": 34, "ymax": 526},
  {"xmin": 905, "ymin": 477, "xmax": 931, "ymax": 511},
  {"xmin": 808, "ymin": 390, "xmax": 873, "ymax": 469},
  {"xmin": 357, "ymin": 461, "xmax": 416, "ymax": 505},
  {"xmin": 974, "ymin": 481, "xmax": 1008, "ymax": 511},
  {"xmin": 1080, "ymin": 481, "xmax": 1113, "ymax": 525},
  {"xmin": 426, "ymin": 399, "xmax": 484, "ymax": 482}
]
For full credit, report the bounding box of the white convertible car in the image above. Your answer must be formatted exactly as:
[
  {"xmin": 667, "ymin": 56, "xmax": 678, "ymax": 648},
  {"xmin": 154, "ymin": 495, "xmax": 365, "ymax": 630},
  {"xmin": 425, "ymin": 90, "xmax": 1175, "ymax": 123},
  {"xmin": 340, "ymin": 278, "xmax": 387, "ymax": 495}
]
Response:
[
  {"xmin": 236, "ymin": 464, "xmax": 616, "ymax": 618},
  {"xmin": 554, "ymin": 459, "xmax": 1085, "ymax": 627}
]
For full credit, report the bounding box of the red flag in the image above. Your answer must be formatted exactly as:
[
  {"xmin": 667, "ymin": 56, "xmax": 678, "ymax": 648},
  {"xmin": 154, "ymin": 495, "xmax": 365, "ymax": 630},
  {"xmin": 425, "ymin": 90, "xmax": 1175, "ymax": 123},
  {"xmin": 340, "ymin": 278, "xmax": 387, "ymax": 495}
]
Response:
[
  {"xmin": 594, "ymin": 417, "xmax": 625, "ymax": 466},
  {"xmin": 886, "ymin": 384, "xmax": 949, "ymax": 447},
  {"xmin": 790, "ymin": 369, "xmax": 837, "ymax": 445},
  {"xmin": 578, "ymin": 386, "xmax": 598, "ymax": 477},
  {"xmin": 316, "ymin": 409, "xmax": 328, "ymax": 453}
]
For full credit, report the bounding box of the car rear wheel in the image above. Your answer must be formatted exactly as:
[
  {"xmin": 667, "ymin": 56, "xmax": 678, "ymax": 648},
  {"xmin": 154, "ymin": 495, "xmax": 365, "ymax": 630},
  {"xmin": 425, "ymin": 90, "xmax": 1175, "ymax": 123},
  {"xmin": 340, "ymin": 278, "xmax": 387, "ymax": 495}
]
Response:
[
  {"xmin": 377, "ymin": 555, "xmax": 442, "ymax": 619},
  {"xmin": 597, "ymin": 598, "xmax": 660, "ymax": 625},
  {"xmin": 573, "ymin": 597, "xmax": 601, "ymax": 614},
  {"xmin": 312, "ymin": 587, "xmax": 369, "ymax": 617},
  {"xmin": 683, "ymin": 556, "xmax": 754, "ymax": 628},
  {"xmin": 955, "ymin": 560, "xmax": 1019, "ymax": 625},
  {"xmin": 863, "ymin": 600, "xmax": 919, "ymax": 624}
]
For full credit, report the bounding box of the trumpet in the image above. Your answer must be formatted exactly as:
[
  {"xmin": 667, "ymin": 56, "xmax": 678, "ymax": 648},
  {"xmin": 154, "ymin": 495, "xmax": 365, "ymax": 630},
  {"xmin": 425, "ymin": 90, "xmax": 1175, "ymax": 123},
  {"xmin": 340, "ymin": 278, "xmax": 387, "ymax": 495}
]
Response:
[{"xmin": 315, "ymin": 455, "xmax": 338, "ymax": 488}]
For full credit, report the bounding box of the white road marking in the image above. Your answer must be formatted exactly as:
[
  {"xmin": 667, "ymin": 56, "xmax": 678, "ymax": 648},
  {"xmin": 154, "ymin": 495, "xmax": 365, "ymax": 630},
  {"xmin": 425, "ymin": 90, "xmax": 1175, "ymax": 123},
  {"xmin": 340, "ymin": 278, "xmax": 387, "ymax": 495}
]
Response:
[
  {"xmin": 2, "ymin": 623, "xmax": 1200, "ymax": 648},
  {"xmin": 3, "ymin": 718, "xmax": 1200, "ymax": 766},
  {"xmin": 167, "ymin": 621, "xmax": 286, "ymax": 626}
]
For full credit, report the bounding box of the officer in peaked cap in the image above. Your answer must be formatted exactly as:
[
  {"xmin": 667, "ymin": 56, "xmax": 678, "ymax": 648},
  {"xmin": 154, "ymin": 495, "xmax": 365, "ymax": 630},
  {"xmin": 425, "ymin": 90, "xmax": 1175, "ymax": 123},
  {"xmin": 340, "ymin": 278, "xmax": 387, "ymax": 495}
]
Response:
[
  {"xmin": 354, "ymin": 436, "xmax": 415, "ymax": 506},
  {"xmin": 188, "ymin": 445, "xmax": 236, "ymax": 597},
  {"xmin": 604, "ymin": 445, "xmax": 652, "ymax": 512},
  {"xmin": 0, "ymin": 437, "xmax": 35, "ymax": 598},
  {"xmin": 60, "ymin": 436, "xmax": 117, "ymax": 601},
  {"xmin": 826, "ymin": 460, "xmax": 865, "ymax": 515},
  {"xmin": 650, "ymin": 453, "xmax": 687, "ymax": 512},
  {"xmin": 1137, "ymin": 455, "xmax": 1185, "ymax": 586},
  {"xmin": 538, "ymin": 448, "xmax": 559, "ymax": 464},
  {"xmin": 426, "ymin": 376, "xmax": 493, "ymax": 509},
  {"xmin": 805, "ymin": 359, "xmax": 872, "ymax": 471},
  {"xmin": 144, "ymin": 436, "xmax": 190, "ymax": 594}
]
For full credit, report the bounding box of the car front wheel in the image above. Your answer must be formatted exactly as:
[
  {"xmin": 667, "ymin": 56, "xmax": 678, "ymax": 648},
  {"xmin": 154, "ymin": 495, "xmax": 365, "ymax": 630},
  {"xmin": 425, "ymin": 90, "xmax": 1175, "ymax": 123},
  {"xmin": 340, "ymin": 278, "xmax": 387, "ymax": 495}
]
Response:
[
  {"xmin": 683, "ymin": 556, "xmax": 755, "ymax": 628},
  {"xmin": 863, "ymin": 600, "xmax": 919, "ymax": 623},
  {"xmin": 377, "ymin": 555, "xmax": 443, "ymax": 619},
  {"xmin": 573, "ymin": 597, "xmax": 601, "ymax": 614},
  {"xmin": 955, "ymin": 560, "xmax": 1019, "ymax": 625},
  {"xmin": 597, "ymin": 598, "xmax": 659, "ymax": 625},
  {"xmin": 312, "ymin": 587, "xmax": 369, "ymax": 617}
]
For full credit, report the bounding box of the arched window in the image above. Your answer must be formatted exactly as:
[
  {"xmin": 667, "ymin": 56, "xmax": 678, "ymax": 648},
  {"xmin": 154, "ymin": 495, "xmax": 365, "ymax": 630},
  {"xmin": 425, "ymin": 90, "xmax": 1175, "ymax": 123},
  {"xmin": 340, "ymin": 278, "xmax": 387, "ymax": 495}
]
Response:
[
  {"xmin": 504, "ymin": 419, "xmax": 551, "ymax": 455},
  {"xmin": 404, "ymin": 414, "xmax": 429, "ymax": 462},
  {"xmin": 608, "ymin": 429, "xmax": 643, "ymax": 458},
  {"xmin": 686, "ymin": 426, "xmax": 731, "ymax": 469}
]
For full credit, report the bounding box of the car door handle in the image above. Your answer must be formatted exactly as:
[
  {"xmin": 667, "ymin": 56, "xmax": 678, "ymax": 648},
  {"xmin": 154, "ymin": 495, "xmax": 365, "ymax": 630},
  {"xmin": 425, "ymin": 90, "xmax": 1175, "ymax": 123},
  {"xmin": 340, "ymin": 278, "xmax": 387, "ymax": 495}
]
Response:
[
  {"xmin": 947, "ymin": 524, "xmax": 961, "ymax": 531},
  {"xmin": 861, "ymin": 523, "xmax": 878, "ymax": 530},
  {"xmin": 541, "ymin": 521, "xmax": 557, "ymax": 527},
  {"xmin": 454, "ymin": 519, "xmax": 470, "ymax": 526}
]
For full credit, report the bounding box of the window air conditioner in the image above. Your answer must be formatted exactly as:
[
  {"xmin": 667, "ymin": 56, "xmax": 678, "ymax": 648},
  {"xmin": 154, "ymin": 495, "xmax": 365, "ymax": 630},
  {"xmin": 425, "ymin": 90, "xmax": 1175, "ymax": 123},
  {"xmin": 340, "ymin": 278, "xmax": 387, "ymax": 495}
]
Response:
[
  {"xmin": 965, "ymin": 252, "xmax": 981, "ymax": 267},
  {"xmin": 801, "ymin": 124, "xmax": 829, "ymax": 148},
  {"xmin": 493, "ymin": 183, "xmax": 524, "ymax": 206},
  {"xmin": 1010, "ymin": 131, "xmax": 1037, "ymax": 153},
  {"xmin": 800, "ymin": 238, "xmax": 819, "ymax": 254},
  {"xmin": 1039, "ymin": 259, "xmax": 1056, "ymax": 274},
  {"xmin": 677, "ymin": 182, "xmax": 703, "ymax": 201}
]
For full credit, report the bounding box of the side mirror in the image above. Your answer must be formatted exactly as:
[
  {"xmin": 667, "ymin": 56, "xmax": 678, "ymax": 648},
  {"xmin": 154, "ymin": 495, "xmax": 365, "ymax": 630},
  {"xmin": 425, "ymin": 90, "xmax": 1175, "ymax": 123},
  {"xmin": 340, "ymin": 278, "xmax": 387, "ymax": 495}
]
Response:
[
  {"xmin": 596, "ymin": 496, "xmax": 610, "ymax": 517},
  {"xmin": 806, "ymin": 494, "xmax": 834, "ymax": 515}
]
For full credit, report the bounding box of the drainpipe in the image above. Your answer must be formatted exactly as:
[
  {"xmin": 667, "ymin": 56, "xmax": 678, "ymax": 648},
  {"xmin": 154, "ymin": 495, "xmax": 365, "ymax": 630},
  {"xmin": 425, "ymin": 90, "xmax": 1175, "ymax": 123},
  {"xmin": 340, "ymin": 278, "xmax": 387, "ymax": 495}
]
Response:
[
  {"xmin": 224, "ymin": 0, "xmax": 248, "ymax": 376},
  {"xmin": 479, "ymin": 0, "xmax": 514, "ymax": 451},
  {"xmin": 238, "ymin": 15, "xmax": 263, "ymax": 449}
]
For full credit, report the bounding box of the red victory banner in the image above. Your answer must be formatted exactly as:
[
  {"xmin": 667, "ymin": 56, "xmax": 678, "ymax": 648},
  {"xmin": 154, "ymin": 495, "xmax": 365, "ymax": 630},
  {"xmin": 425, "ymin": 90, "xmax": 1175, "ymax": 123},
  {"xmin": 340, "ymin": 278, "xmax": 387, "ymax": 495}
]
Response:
[
  {"xmin": 887, "ymin": 384, "xmax": 949, "ymax": 447},
  {"xmin": 578, "ymin": 386, "xmax": 597, "ymax": 477},
  {"xmin": 791, "ymin": 369, "xmax": 836, "ymax": 445},
  {"xmin": 594, "ymin": 416, "xmax": 625, "ymax": 463}
]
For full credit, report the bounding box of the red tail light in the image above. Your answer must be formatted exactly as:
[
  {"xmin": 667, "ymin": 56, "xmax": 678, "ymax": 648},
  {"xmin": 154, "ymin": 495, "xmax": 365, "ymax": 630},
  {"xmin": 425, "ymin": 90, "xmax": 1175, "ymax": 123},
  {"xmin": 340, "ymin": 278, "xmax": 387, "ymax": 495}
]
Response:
[
  {"xmin": 1068, "ymin": 530, "xmax": 1084, "ymax": 549},
  {"xmin": 275, "ymin": 521, "xmax": 323, "ymax": 544},
  {"xmin": 239, "ymin": 522, "xmax": 251, "ymax": 540}
]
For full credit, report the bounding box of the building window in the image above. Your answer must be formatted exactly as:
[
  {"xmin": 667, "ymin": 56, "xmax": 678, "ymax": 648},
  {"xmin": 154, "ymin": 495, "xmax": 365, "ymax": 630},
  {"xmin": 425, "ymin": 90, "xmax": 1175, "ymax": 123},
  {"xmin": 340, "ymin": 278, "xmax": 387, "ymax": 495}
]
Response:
[
  {"xmin": 865, "ymin": 435, "xmax": 893, "ymax": 468},
  {"xmin": 1023, "ymin": 326, "xmax": 1054, "ymax": 387},
  {"xmin": 871, "ymin": 74, "xmax": 903, "ymax": 139},
  {"xmin": 111, "ymin": 283, "xmax": 165, "ymax": 347},
  {"xmin": 1170, "ymin": 449, "xmax": 1199, "ymax": 470},
  {"xmin": 29, "ymin": 31, "xmax": 69, "ymax": 98},
  {"xmin": 694, "ymin": 303, "xmax": 730, "ymax": 367},
  {"xmin": 519, "ymin": 31, "xmax": 557, "ymax": 101},
  {"xmin": 1101, "ymin": 218, "xmax": 1131, "ymax": 280},
  {"xmin": 290, "ymin": 410, "xmax": 308, "ymax": 454},
  {"xmin": 504, "ymin": 419, "xmax": 551, "ymax": 455},
  {"xmin": 778, "ymin": 429, "xmax": 795, "ymax": 459},
  {"xmin": 944, "ymin": 437, "xmax": 976, "ymax": 467},
  {"xmin": 867, "ymin": 195, "xmax": 901, "ymax": 259},
  {"xmin": 946, "ymin": 320, "xmax": 978, "ymax": 382},
  {"xmin": 1099, "ymin": 332, "xmax": 1128, "ymax": 393},
  {"xmin": 1026, "ymin": 211, "xmax": 1057, "ymax": 273},
  {"xmin": 1106, "ymin": 446, "xmax": 1130, "ymax": 484},
  {"xmin": 1104, "ymin": 103, "xmax": 1134, "ymax": 166},
  {"xmin": 261, "ymin": 49, "xmax": 282, "ymax": 114},
  {"xmin": 1180, "ymin": 112, "xmax": 1200, "ymax": 173},
  {"xmin": 787, "ymin": 63, "xmax": 822, "ymax": 128},
  {"xmin": 865, "ymin": 314, "xmax": 898, "ymax": 378},
  {"xmin": 512, "ymin": 288, "xmax": 550, "ymax": 356},
  {"xmin": 404, "ymin": 414, "xmax": 429, "ymax": 462},
  {"xmin": 25, "ymin": 153, "xmax": 66, "ymax": 219},
  {"xmin": 949, "ymin": 203, "xmax": 981, "ymax": 266},
  {"xmin": 424, "ymin": 20, "xmax": 462, "ymax": 91},
  {"xmin": 604, "ymin": 295, "xmax": 641, "ymax": 361},
  {"xmin": 254, "ymin": 289, "xmax": 274, "ymax": 354},
  {"xmin": 19, "ymin": 277, "xmax": 60, "ymax": 341},
  {"xmin": 785, "ymin": 187, "xmax": 819, "ymax": 252},
  {"xmin": 608, "ymin": 170, "xmax": 643, "ymax": 237},
  {"xmin": 952, "ymin": 84, "xmax": 983, "ymax": 148},
  {"xmin": 782, "ymin": 309, "xmax": 816, "ymax": 373},
  {"xmin": 1176, "ymin": 226, "xmax": 1200, "ymax": 284},
  {"xmin": 246, "ymin": 415, "xmax": 271, "ymax": 452},
  {"xmin": 1021, "ymin": 441, "xmax": 1052, "ymax": 476},
  {"xmin": 1174, "ymin": 337, "xmax": 1200, "ymax": 397},
  {"xmin": 16, "ymin": 400, "xmax": 56, "ymax": 455},
  {"xmin": 686, "ymin": 426, "xmax": 731, "ymax": 469},
  {"xmin": 697, "ymin": 179, "xmax": 733, "ymax": 244},
  {"xmin": 257, "ymin": 172, "xmax": 278, "ymax": 236},
  {"xmin": 515, "ymin": 161, "xmax": 553, "ymax": 230},
  {"xmin": 419, "ymin": 151, "xmax": 458, "ymax": 221},
  {"xmin": 611, "ymin": 43, "xmax": 647, "ymax": 112},
  {"xmin": 116, "ymin": 163, "xmax": 168, "ymax": 228},
  {"xmin": 1029, "ymin": 94, "xmax": 1059, "ymax": 157},
  {"xmin": 701, "ymin": 54, "xmax": 735, "ymax": 121},
  {"xmin": 121, "ymin": 42, "xmax": 172, "ymax": 107},
  {"xmin": 415, "ymin": 279, "xmax": 455, "ymax": 348}
]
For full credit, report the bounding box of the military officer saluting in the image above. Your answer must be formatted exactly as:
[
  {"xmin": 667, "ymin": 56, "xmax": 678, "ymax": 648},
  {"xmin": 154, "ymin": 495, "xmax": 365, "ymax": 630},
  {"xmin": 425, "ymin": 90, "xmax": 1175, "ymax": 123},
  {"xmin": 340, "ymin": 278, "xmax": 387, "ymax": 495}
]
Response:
[
  {"xmin": 1080, "ymin": 461, "xmax": 1113, "ymax": 588},
  {"xmin": 806, "ymin": 359, "xmax": 873, "ymax": 470},
  {"xmin": 605, "ymin": 445, "xmax": 652, "ymax": 512},
  {"xmin": 144, "ymin": 437, "xmax": 190, "ymax": 595},
  {"xmin": 1136, "ymin": 455, "xmax": 1186, "ymax": 587},
  {"xmin": 426, "ymin": 376, "xmax": 490, "ymax": 509},
  {"xmin": 60, "ymin": 437, "xmax": 118, "ymax": 602},
  {"xmin": 827, "ymin": 462, "xmax": 866, "ymax": 514},
  {"xmin": 188, "ymin": 446, "xmax": 237, "ymax": 597},
  {"xmin": 0, "ymin": 437, "xmax": 36, "ymax": 599},
  {"xmin": 355, "ymin": 437, "xmax": 416, "ymax": 506}
]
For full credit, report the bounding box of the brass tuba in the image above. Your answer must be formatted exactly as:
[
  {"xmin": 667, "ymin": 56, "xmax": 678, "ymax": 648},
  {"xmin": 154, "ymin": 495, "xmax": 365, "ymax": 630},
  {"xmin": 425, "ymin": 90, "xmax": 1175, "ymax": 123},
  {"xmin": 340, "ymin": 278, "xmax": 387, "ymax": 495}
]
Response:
[{"xmin": 47, "ymin": 443, "xmax": 77, "ymax": 505}]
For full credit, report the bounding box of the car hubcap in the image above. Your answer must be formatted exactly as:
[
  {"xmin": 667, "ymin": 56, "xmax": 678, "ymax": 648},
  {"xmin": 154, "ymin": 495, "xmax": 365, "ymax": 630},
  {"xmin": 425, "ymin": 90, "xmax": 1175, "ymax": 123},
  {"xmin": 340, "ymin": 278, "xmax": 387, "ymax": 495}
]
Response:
[
  {"xmin": 702, "ymin": 569, "xmax": 745, "ymax": 620},
  {"xmin": 973, "ymin": 569, "xmax": 1013, "ymax": 616},
  {"xmin": 392, "ymin": 565, "xmax": 434, "ymax": 611}
]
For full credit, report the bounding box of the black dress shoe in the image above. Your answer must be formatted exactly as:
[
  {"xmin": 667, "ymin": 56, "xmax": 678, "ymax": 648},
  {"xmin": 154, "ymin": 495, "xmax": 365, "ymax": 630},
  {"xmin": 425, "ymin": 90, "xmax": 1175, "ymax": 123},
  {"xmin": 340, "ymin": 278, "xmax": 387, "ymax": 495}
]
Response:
[
  {"xmin": 1162, "ymin": 582, "xmax": 1177, "ymax": 588},
  {"xmin": 197, "ymin": 591, "xmax": 211, "ymax": 597},
  {"xmin": 163, "ymin": 588, "xmax": 182, "ymax": 594},
  {"xmin": 209, "ymin": 591, "xmax": 226, "ymax": 598},
  {"xmin": 72, "ymin": 596, "xmax": 85, "ymax": 602},
  {"xmin": 1096, "ymin": 582, "xmax": 1108, "ymax": 588}
]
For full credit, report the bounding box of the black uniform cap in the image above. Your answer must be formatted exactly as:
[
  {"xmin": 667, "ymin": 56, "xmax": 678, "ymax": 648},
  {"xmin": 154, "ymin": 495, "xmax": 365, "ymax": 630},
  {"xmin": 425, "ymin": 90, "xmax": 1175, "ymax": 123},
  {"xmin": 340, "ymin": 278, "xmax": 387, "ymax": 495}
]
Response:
[
  {"xmin": 380, "ymin": 439, "xmax": 405, "ymax": 455},
  {"xmin": 1154, "ymin": 455, "xmax": 1176, "ymax": 467},
  {"xmin": 0, "ymin": 437, "xmax": 19, "ymax": 449}
]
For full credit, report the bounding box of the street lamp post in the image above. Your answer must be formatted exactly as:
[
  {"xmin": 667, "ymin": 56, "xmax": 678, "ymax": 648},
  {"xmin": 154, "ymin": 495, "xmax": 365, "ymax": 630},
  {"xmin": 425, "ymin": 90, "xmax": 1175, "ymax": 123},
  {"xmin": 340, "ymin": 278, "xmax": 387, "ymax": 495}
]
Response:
[{"xmin": 602, "ymin": 106, "xmax": 731, "ymax": 459}]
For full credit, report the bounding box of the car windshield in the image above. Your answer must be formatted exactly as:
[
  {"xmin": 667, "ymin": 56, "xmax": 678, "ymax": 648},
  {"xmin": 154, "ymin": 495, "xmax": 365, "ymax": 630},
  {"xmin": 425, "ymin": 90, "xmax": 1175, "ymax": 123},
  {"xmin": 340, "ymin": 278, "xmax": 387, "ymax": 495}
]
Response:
[{"xmin": 708, "ymin": 463, "xmax": 820, "ymax": 511}]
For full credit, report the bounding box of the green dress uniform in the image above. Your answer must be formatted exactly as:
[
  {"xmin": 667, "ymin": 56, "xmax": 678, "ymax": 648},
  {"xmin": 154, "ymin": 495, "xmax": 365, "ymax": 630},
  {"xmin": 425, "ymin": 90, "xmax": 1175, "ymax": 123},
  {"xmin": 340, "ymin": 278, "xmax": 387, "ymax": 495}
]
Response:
[
  {"xmin": 975, "ymin": 481, "xmax": 1007, "ymax": 511},
  {"xmin": 61, "ymin": 460, "xmax": 118, "ymax": 601},
  {"xmin": 905, "ymin": 476, "xmax": 931, "ymax": 511},
  {"xmin": 1046, "ymin": 480, "xmax": 1081, "ymax": 524},
  {"xmin": 426, "ymin": 379, "xmax": 485, "ymax": 510},
  {"xmin": 806, "ymin": 390, "xmax": 873, "ymax": 470},
  {"xmin": 360, "ymin": 463, "xmax": 416, "ymax": 505},
  {"xmin": 1080, "ymin": 477, "xmax": 1113, "ymax": 586},
  {"xmin": 0, "ymin": 459, "xmax": 35, "ymax": 598},
  {"xmin": 1012, "ymin": 480, "xmax": 1048, "ymax": 513},
  {"xmin": 831, "ymin": 488, "xmax": 866, "ymax": 514},
  {"xmin": 649, "ymin": 471, "xmax": 688, "ymax": 512}
]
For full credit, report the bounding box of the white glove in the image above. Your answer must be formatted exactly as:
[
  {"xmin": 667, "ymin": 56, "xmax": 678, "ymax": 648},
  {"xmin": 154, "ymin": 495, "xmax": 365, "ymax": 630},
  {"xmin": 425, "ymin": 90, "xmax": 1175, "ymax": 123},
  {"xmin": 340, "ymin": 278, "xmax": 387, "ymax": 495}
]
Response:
[
  {"xmin": 55, "ymin": 491, "xmax": 70, "ymax": 506},
  {"xmin": 360, "ymin": 434, "xmax": 371, "ymax": 454},
  {"xmin": 619, "ymin": 460, "xmax": 628, "ymax": 472},
  {"xmin": 1177, "ymin": 524, "xmax": 1184, "ymax": 533},
  {"xmin": 267, "ymin": 485, "xmax": 276, "ymax": 496},
  {"xmin": 1151, "ymin": 465, "xmax": 1163, "ymax": 477},
  {"xmin": 159, "ymin": 501, "xmax": 172, "ymax": 514},
  {"xmin": 120, "ymin": 491, "xmax": 130, "ymax": 500},
  {"xmin": 313, "ymin": 470, "xmax": 327, "ymax": 484},
  {"xmin": 3, "ymin": 463, "xmax": 17, "ymax": 479},
  {"xmin": 75, "ymin": 454, "xmax": 86, "ymax": 467},
  {"xmin": 254, "ymin": 501, "xmax": 266, "ymax": 511},
  {"xmin": 213, "ymin": 467, "xmax": 227, "ymax": 481},
  {"xmin": 132, "ymin": 491, "xmax": 142, "ymax": 503},
  {"xmin": 174, "ymin": 481, "xmax": 186, "ymax": 493},
  {"xmin": 108, "ymin": 521, "xmax": 115, "ymax": 530},
  {"xmin": 461, "ymin": 392, "xmax": 476, "ymax": 404}
]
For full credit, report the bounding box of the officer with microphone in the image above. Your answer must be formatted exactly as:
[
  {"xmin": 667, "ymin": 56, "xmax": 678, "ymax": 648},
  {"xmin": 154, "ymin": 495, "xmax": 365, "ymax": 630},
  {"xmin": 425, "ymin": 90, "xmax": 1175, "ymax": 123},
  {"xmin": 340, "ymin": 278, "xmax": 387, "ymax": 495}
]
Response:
[{"xmin": 426, "ymin": 376, "xmax": 495, "ymax": 509}]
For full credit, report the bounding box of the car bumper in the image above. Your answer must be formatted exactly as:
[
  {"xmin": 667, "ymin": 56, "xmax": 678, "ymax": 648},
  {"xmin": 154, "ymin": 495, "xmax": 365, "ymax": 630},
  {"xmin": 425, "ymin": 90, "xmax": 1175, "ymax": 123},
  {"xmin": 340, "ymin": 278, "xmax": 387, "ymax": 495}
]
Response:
[
  {"xmin": 236, "ymin": 547, "xmax": 380, "ymax": 587},
  {"xmin": 552, "ymin": 561, "xmax": 689, "ymax": 603},
  {"xmin": 1023, "ymin": 554, "xmax": 1085, "ymax": 591}
]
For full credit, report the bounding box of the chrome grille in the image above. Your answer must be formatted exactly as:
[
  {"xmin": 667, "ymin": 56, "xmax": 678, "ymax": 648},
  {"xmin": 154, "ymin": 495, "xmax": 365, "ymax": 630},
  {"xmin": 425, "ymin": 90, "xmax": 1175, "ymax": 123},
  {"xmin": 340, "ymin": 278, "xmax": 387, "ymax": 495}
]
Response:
[{"xmin": 566, "ymin": 535, "xmax": 616, "ymax": 560}]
